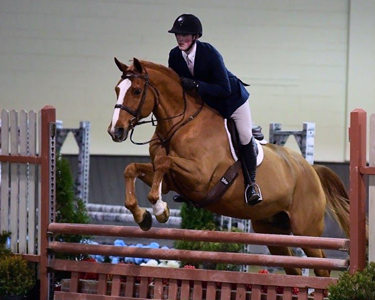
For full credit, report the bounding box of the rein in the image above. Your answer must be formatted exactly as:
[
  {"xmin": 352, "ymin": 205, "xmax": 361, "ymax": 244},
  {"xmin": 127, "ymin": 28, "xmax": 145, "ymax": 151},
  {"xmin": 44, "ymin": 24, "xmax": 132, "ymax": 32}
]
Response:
[
  {"xmin": 115, "ymin": 71, "xmax": 204, "ymax": 149},
  {"xmin": 155, "ymin": 90, "xmax": 204, "ymax": 152}
]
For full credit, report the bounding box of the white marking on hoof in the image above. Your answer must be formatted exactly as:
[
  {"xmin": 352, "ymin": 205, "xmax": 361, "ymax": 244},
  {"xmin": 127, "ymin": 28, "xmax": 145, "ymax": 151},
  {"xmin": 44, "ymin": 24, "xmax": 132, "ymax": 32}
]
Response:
[{"xmin": 153, "ymin": 199, "xmax": 167, "ymax": 216}]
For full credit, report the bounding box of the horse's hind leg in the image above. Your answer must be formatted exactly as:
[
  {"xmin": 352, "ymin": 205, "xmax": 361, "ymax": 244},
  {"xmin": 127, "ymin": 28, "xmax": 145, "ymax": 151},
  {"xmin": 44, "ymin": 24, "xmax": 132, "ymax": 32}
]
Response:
[
  {"xmin": 124, "ymin": 162, "xmax": 155, "ymax": 231},
  {"xmin": 301, "ymin": 248, "xmax": 330, "ymax": 277},
  {"xmin": 251, "ymin": 218, "xmax": 302, "ymax": 276},
  {"xmin": 290, "ymin": 214, "xmax": 330, "ymax": 277},
  {"xmin": 296, "ymin": 222, "xmax": 330, "ymax": 277},
  {"xmin": 289, "ymin": 195, "xmax": 330, "ymax": 276}
]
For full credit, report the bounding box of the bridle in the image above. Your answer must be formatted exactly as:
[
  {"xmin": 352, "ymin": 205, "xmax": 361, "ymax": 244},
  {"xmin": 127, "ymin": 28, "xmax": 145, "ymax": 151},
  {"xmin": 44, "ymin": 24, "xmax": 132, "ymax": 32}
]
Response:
[
  {"xmin": 114, "ymin": 70, "xmax": 204, "ymax": 148},
  {"xmin": 114, "ymin": 72, "xmax": 158, "ymax": 131}
]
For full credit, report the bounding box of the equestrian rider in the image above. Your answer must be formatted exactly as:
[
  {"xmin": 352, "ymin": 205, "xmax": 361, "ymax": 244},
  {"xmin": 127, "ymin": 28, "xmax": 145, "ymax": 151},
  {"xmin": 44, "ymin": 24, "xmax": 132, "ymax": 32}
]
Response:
[{"xmin": 168, "ymin": 14, "xmax": 262, "ymax": 205}]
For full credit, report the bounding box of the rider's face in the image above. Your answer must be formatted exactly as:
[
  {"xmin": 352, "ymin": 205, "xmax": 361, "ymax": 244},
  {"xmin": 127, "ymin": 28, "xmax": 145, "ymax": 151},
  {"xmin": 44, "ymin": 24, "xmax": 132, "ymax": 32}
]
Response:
[{"xmin": 175, "ymin": 34, "xmax": 195, "ymax": 52}]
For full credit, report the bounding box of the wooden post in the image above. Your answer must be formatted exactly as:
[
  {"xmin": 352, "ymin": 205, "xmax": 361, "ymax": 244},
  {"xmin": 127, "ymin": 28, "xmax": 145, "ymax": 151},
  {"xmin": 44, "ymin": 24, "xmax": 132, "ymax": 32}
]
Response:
[
  {"xmin": 369, "ymin": 114, "xmax": 375, "ymax": 263},
  {"xmin": 39, "ymin": 106, "xmax": 56, "ymax": 300},
  {"xmin": 349, "ymin": 109, "xmax": 367, "ymax": 273}
]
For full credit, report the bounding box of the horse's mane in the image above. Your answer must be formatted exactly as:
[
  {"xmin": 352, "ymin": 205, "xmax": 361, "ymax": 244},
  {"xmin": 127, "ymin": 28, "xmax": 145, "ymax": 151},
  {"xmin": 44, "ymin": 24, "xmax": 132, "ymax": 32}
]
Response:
[
  {"xmin": 137, "ymin": 60, "xmax": 181, "ymax": 84},
  {"xmin": 131, "ymin": 59, "xmax": 204, "ymax": 107}
]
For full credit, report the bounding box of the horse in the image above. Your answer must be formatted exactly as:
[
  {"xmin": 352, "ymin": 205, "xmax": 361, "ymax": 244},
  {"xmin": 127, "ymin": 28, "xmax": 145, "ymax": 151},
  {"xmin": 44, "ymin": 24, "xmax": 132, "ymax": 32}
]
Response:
[{"xmin": 107, "ymin": 57, "xmax": 350, "ymax": 277}]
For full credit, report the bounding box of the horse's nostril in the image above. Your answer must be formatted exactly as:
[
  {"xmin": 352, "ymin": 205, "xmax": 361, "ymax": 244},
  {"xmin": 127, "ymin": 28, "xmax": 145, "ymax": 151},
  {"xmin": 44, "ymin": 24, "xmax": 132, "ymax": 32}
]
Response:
[{"xmin": 115, "ymin": 128, "xmax": 124, "ymax": 139}]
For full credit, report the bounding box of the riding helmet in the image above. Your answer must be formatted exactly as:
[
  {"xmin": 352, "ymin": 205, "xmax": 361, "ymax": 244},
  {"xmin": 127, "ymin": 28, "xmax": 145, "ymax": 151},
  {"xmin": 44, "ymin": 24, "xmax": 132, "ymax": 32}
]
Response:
[{"xmin": 168, "ymin": 14, "xmax": 203, "ymax": 37}]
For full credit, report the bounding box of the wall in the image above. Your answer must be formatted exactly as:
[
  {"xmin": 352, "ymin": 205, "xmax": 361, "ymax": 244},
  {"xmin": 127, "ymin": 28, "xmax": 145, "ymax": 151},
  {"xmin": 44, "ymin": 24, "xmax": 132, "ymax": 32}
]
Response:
[
  {"xmin": 346, "ymin": 0, "xmax": 375, "ymax": 160},
  {"xmin": 1, "ymin": 0, "xmax": 374, "ymax": 161}
]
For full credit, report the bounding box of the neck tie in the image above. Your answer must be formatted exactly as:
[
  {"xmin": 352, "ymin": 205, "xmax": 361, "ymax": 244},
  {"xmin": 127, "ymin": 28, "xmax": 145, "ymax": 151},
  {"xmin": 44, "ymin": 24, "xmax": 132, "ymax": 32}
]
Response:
[{"xmin": 186, "ymin": 56, "xmax": 194, "ymax": 76}]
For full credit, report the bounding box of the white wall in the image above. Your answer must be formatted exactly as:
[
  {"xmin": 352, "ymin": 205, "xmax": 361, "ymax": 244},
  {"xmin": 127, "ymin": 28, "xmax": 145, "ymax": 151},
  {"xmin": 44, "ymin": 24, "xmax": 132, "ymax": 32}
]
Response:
[
  {"xmin": 346, "ymin": 0, "xmax": 375, "ymax": 160},
  {"xmin": 0, "ymin": 0, "xmax": 374, "ymax": 161}
]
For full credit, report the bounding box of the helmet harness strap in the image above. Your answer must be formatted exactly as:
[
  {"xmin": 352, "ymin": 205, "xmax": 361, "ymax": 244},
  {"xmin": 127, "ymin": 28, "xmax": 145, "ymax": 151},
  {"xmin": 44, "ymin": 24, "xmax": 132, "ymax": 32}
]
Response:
[{"xmin": 182, "ymin": 35, "xmax": 198, "ymax": 54}]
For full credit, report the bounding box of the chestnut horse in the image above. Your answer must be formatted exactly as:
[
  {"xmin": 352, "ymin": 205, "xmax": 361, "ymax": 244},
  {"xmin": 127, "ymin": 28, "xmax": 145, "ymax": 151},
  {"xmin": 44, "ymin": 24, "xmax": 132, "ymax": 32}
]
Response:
[{"xmin": 108, "ymin": 58, "xmax": 350, "ymax": 277}]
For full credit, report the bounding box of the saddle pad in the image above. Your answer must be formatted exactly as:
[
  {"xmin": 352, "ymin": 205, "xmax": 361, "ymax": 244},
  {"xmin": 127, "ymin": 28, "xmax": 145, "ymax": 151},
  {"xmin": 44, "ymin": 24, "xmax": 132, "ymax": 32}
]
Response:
[{"xmin": 224, "ymin": 119, "xmax": 266, "ymax": 166}]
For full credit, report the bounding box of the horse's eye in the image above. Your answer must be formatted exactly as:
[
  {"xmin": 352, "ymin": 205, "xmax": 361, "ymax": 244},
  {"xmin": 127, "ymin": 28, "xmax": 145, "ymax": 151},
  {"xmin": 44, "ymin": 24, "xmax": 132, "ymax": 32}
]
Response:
[{"xmin": 134, "ymin": 89, "xmax": 142, "ymax": 96}]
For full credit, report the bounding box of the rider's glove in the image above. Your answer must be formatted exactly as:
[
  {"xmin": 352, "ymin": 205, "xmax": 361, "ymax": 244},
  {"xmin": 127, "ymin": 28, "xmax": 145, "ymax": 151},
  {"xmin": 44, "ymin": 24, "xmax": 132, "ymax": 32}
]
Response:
[{"xmin": 181, "ymin": 77, "xmax": 199, "ymax": 90}]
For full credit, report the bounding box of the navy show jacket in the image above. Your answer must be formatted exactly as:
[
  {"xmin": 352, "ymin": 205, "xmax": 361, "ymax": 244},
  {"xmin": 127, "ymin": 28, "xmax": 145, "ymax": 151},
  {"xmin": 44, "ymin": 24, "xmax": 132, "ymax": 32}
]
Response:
[{"xmin": 168, "ymin": 40, "xmax": 249, "ymax": 118}]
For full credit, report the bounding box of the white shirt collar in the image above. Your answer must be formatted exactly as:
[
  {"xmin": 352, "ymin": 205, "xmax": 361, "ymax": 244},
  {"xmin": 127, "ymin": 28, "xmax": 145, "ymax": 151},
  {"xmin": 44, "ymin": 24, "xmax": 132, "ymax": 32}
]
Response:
[{"xmin": 182, "ymin": 42, "xmax": 197, "ymax": 64}]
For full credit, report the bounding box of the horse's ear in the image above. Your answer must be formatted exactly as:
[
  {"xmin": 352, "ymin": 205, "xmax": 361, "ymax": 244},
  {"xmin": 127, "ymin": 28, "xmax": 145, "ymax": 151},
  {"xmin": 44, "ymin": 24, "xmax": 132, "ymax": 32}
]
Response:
[
  {"xmin": 133, "ymin": 58, "xmax": 144, "ymax": 74},
  {"xmin": 114, "ymin": 57, "xmax": 128, "ymax": 72}
]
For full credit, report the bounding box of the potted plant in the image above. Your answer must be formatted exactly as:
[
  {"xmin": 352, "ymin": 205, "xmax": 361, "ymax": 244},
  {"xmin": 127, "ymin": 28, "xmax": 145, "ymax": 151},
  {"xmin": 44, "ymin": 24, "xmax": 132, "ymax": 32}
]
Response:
[
  {"xmin": 0, "ymin": 253, "xmax": 35, "ymax": 300},
  {"xmin": 0, "ymin": 231, "xmax": 34, "ymax": 299}
]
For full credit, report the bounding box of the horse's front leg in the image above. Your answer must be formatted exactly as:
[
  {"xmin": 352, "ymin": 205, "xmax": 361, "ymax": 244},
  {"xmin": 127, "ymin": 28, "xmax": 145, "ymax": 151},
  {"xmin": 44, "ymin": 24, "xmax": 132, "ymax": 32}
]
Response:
[
  {"xmin": 147, "ymin": 156, "xmax": 172, "ymax": 224},
  {"xmin": 148, "ymin": 155, "xmax": 205, "ymax": 223},
  {"xmin": 124, "ymin": 162, "xmax": 155, "ymax": 231}
]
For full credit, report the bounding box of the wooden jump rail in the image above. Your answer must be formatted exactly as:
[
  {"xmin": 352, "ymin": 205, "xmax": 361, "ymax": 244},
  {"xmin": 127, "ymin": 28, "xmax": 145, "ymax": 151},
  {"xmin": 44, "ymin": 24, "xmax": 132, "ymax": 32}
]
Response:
[
  {"xmin": 48, "ymin": 223, "xmax": 350, "ymax": 251},
  {"xmin": 47, "ymin": 223, "xmax": 350, "ymax": 300},
  {"xmin": 48, "ymin": 224, "xmax": 349, "ymax": 271},
  {"xmin": 48, "ymin": 224, "xmax": 343, "ymax": 300}
]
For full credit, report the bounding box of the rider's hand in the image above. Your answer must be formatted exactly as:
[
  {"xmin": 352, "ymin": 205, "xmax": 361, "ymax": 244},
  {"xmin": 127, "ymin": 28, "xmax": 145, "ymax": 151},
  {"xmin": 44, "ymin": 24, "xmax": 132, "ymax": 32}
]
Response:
[{"xmin": 181, "ymin": 77, "xmax": 199, "ymax": 90}]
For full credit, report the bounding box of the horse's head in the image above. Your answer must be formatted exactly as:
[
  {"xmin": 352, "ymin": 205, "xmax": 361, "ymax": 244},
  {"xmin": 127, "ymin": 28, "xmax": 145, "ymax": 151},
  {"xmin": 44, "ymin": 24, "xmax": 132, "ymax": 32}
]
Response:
[{"xmin": 108, "ymin": 57, "xmax": 156, "ymax": 142}]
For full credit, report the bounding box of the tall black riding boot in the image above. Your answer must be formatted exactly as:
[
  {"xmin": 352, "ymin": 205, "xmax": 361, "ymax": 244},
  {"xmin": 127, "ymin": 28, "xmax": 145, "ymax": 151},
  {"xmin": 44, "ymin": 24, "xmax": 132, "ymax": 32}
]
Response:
[{"xmin": 241, "ymin": 137, "xmax": 262, "ymax": 205}]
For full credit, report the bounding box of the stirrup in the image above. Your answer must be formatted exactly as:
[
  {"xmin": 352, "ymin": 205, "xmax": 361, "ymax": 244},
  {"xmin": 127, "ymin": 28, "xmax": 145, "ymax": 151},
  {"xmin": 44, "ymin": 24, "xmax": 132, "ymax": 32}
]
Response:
[
  {"xmin": 173, "ymin": 194, "xmax": 189, "ymax": 204},
  {"xmin": 245, "ymin": 183, "xmax": 263, "ymax": 206}
]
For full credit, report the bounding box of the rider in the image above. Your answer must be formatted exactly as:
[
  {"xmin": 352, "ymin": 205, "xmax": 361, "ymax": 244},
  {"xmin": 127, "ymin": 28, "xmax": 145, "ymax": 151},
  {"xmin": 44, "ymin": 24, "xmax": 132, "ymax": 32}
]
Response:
[{"xmin": 168, "ymin": 14, "xmax": 262, "ymax": 205}]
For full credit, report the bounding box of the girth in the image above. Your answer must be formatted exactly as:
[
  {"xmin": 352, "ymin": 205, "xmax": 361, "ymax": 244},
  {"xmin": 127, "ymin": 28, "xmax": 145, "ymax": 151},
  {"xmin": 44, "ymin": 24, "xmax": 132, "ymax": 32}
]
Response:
[
  {"xmin": 195, "ymin": 160, "xmax": 242, "ymax": 208},
  {"xmin": 174, "ymin": 160, "xmax": 242, "ymax": 209}
]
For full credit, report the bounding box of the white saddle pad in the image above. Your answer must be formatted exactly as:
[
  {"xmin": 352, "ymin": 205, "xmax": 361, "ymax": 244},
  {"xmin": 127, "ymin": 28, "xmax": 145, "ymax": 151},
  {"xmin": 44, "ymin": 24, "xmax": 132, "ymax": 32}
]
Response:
[{"xmin": 224, "ymin": 119, "xmax": 267, "ymax": 166}]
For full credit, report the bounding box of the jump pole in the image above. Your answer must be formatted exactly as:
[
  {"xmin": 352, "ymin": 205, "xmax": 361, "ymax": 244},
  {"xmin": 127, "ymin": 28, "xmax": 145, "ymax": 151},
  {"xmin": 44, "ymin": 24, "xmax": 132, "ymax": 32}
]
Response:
[{"xmin": 370, "ymin": 113, "xmax": 375, "ymax": 263}]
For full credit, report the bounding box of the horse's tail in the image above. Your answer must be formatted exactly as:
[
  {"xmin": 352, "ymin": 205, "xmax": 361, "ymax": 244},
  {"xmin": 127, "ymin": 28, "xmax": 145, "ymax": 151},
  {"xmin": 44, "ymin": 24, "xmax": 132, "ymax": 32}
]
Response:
[{"xmin": 312, "ymin": 164, "xmax": 351, "ymax": 237}]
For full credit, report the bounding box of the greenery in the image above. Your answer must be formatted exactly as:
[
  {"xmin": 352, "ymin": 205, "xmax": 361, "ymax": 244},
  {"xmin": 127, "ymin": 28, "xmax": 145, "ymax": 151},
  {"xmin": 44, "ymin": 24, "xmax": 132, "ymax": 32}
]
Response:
[
  {"xmin": 179, "ymin": 202, "xmax": 218, "ymax": 230},
  {"xmin": 0, "ymin": 255, "xmax": 35, "ymax": 297},
  {"xmin": 55, "ymin": 155, "xmax": 90, "ymax": 260},
  {"xmin": 327, "ymin": 262, "xmax": 375, "ymax": 300},
  {"xmin": 0, "ymin": 233, "xmax": 35, "ymax": 297},
  {"xmin": 174, "ymin": 202, "xmax": 243, "ymax": 271},
  {"xmin": 0, "ymin": 231, "xmax": 11, "ymax": 259}
]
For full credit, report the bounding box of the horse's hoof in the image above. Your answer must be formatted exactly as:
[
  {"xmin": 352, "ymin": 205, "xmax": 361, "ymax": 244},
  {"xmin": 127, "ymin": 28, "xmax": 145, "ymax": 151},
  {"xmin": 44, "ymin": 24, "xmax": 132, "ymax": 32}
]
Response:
[
  {"xmin": 155, "ymin": 205, "xmax": 170, "ymax": 223},
  {"xmin": 138, "ymin": 210, "xmax": 152, "ymax": 231}
]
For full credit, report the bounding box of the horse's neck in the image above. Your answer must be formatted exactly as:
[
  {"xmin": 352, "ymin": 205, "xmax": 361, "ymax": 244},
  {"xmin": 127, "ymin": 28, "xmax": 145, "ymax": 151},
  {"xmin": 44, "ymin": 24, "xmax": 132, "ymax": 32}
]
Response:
[
  {"xmin": 150, "ymin": 71, "xmax": 203, "ymax": 134},
  {"xmin": 155, "ymin": 92, "xmax": 202, "ymax": 134}
]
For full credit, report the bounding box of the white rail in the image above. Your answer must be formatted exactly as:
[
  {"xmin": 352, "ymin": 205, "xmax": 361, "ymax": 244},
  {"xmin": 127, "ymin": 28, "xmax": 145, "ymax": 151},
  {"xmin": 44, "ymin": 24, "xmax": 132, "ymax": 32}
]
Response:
[{"xmin": 0, "ymin": 109, "xmax": 39, "ymax": 255}]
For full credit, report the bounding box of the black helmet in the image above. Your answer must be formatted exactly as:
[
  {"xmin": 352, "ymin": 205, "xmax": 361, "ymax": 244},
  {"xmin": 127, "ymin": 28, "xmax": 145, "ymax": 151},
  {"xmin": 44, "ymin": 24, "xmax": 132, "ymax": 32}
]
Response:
[{"xmin": 168, "ymin": 14, "xmax": 203, "ymax": 37}]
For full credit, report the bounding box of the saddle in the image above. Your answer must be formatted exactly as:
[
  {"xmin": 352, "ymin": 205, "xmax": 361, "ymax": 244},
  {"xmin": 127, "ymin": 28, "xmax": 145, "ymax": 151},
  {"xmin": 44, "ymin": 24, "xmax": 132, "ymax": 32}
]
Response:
[
  {"xmin": 226, "ymin": 118, "xmax": 263, "ymax": 160},
  {"xmin": 174, "ymin": 119, "xmax": 265, "ymax": 208}
]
